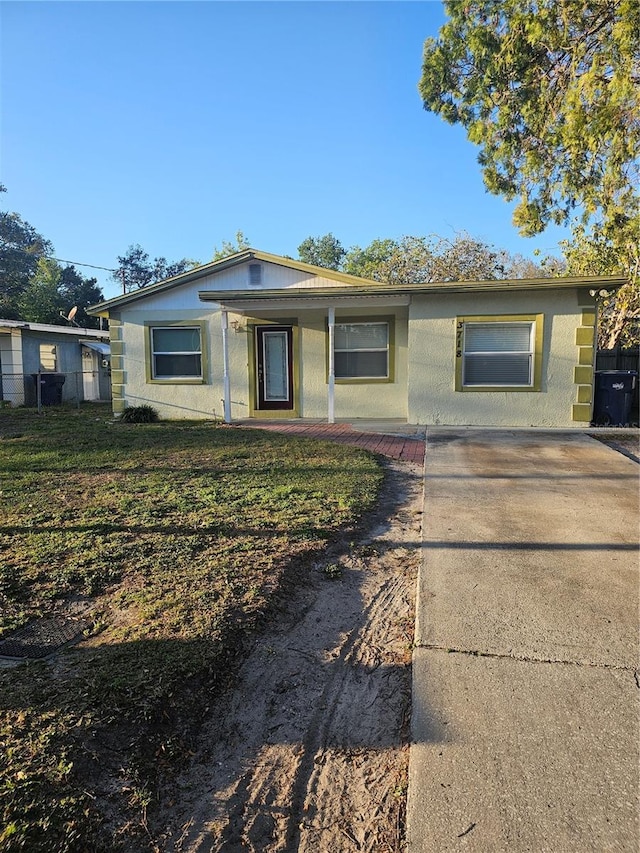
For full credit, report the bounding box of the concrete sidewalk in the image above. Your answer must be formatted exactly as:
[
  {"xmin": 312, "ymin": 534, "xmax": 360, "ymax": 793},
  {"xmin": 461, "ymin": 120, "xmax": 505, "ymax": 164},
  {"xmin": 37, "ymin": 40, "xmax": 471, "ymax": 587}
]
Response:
[{"xmin": 408, "ymin": 430, "xmax": 639, "ymax": 852}]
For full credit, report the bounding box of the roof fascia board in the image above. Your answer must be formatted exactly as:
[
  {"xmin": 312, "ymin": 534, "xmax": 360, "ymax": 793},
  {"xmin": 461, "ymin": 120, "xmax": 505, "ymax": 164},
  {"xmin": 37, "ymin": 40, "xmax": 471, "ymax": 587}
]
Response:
[
  {"xmin": 199, "ymin": 274, "xmax": 628, "ymax": 304},
  {"xmin": 209, "ymin": 294, "xmax": 411, "ymax": 313},
  {"xmin": 0, "ymin": 319, "xmax": 108, "ymax": 338}
]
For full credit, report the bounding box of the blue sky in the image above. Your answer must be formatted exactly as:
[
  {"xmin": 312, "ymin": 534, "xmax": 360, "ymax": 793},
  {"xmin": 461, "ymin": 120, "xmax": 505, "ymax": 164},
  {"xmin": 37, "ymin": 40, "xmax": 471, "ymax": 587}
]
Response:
[{"xmin": 1, "ymin": 1, "xmax": 570, "ymax": 299}]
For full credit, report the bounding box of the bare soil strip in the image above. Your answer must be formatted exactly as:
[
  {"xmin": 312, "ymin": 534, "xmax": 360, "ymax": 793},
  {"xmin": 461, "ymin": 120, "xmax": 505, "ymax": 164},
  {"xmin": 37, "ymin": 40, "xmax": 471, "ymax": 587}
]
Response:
[{"xmin": 154, "ymin": 460, "xmax": 424, "ymax": 853}]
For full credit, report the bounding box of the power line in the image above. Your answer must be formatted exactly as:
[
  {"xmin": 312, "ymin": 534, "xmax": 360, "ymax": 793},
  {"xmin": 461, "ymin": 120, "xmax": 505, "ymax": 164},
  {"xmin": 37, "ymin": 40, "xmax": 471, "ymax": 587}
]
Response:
[
  {"xmin": 2, "ymin": 244, "xmax": 117, "ymax": 272},
  {"xmin": 49, "ymin": 256, "xmax": 117, "ymax": 272}
]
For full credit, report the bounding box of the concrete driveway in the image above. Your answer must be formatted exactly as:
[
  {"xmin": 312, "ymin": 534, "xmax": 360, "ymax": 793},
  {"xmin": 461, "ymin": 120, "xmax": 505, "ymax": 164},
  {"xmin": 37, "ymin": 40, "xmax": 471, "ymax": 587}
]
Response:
[{"xmin": 408, "ymin": 430, "xmax": 639, "ymax": 852}]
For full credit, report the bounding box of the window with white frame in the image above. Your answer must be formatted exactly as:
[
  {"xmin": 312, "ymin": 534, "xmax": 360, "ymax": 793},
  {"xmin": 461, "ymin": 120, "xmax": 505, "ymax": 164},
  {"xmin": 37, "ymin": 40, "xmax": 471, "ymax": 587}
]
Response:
[
  {"xmin": 461, "ymin": 321, "xmax": 535, "ymax": 387},
  {"xmin": 150, "ymin": 326, "xmax": 202, "ymax": 379},
  {"xmin": 334, "ymin": 321, "xmax": 389, "ymax": 379}
]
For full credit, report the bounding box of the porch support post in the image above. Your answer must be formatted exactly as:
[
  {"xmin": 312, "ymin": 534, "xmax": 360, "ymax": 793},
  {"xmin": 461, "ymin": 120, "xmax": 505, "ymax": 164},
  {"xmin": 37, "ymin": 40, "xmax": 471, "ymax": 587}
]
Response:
[
  {"xmin": 221, "ymin": 310, "xmax": 232, "ymax": 423},
  {"xmin": 327, "ymin": 306, "xmax": 335, "ymax": 424}
]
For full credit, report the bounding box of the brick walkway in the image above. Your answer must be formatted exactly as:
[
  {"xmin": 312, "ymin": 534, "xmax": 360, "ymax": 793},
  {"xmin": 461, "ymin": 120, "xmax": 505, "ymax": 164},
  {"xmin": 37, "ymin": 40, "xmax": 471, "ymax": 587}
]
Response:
[{"xmin": 236, "ymin": 421, "xmax": 425, "ymax": 464}]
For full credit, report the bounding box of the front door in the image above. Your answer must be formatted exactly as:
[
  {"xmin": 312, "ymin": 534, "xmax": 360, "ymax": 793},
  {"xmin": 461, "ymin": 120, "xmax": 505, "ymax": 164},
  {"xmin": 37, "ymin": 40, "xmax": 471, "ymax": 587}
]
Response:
[
  {"xmin": 81, "ymin": 347, "xmax": 99, "ymax": 401},
  {"xmin": 255, "ymin": 325, "xmax": 294, "ymax": 410}
]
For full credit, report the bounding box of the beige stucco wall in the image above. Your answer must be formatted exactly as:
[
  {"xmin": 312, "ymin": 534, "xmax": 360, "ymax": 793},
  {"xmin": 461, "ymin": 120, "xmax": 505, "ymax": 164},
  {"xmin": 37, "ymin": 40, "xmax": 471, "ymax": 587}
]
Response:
[
  {"xmin": 232, "ymin": 306, "xmax": 408, "ymax": 420},
  {"xmin": 291, "ymin": 307, "xmax": 408, "ymax": 420},
  {"xmin": 112, "ymin": 309, "xmax": 223, "ymax": 420},
  {"xmin": 407, "ymin": 288, "xmax": 589, "ymax": 427},
  {"xmin": 113, "ymin": 304, "xmax": 409, "ymax": 421},
  {"xmin": 112, "ymin": 284, "xmax": 590, "ymax": 426}
]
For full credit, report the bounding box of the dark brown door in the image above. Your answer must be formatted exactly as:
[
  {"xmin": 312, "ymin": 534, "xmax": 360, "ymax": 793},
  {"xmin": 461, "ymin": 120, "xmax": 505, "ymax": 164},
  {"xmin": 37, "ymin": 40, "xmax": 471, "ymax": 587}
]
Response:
[{"xmin": 256, "ymin": 326, "xmax": 294, "ymax": 410}]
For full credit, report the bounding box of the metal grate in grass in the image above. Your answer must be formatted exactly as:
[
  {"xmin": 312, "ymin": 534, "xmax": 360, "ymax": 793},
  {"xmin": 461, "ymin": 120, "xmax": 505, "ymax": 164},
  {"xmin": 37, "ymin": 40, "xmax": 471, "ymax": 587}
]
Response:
[{"xmin": 0, "ymin": 616, "xmax": 91, "ymax": 660}]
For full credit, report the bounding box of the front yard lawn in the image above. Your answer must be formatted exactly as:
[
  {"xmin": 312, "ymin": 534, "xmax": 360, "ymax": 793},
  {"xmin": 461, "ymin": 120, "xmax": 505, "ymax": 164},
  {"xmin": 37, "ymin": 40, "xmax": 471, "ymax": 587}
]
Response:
[{"xmin": 0, "ymin": 404, "xmax": 382, "ymax": 852}]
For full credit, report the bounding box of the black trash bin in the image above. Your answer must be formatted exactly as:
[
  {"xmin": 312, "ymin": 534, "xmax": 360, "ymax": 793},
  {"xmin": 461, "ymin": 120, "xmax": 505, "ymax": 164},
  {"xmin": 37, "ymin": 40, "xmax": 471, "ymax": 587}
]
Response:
[
  {"xmin": 593, "ymin": 370, "xmax": 638, "ymax": 426},
  {"xmin": 31, "ymin": 373, "xmax": 66, "ymax": 406}
]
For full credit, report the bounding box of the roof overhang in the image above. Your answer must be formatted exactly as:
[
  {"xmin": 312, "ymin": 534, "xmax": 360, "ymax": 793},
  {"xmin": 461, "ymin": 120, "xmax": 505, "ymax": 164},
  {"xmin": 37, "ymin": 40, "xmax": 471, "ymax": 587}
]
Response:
[
  {"xmin": 0, "ymin": 319, "xmax": 109, "ymax": 339},
  {"xmin": 198, "ymin": 275, "xmax": 628, "ymax": 312},
  {"xmin": 200, "ymin": 291, "xmax": 411, "ymax": 313},
  {"xmin": 86, "ymin": 241, "xmax": 628, "ymax": 316},
  {"xmin": 81, "ymin": 341, "xmax": 111, "ymax": 356}
]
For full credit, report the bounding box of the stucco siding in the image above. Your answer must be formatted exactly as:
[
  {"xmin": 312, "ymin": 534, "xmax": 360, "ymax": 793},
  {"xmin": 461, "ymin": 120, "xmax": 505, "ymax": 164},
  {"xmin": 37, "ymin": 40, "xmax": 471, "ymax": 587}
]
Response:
[
  {"xmin": 117, "ymin": 305, "xmax": 409, "ymax": 421},
  {"xmin": 407, "ymin": 289, "xmax": 588, "ymax": 426},
  {"xmin": 290, "ymin": 308, "xmax": 408, "ymax": 419},
  {"xmin": 116, "ymin": 287, "xmax": 593, "ymax": 426},
  {"xmin": 118, "ymin": 310, "xmax": 225, "ymax": 420}
]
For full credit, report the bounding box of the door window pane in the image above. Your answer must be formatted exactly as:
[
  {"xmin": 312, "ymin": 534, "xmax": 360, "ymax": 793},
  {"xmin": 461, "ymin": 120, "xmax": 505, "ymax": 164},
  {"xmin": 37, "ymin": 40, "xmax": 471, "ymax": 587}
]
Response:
[{"xmin": 263, "ymin": 331, "xmax": 289, "ymax": 401}]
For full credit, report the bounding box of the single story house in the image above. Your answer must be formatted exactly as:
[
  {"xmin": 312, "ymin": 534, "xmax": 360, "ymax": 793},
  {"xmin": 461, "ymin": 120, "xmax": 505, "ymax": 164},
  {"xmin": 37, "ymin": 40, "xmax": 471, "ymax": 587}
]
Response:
[
  {"xmin": 0, "ymin": 319, "xmax": 111, "ymax": 406},
  {"xmin": 88, "ymin": 249, "xmax": 626, "ymax": 427}
]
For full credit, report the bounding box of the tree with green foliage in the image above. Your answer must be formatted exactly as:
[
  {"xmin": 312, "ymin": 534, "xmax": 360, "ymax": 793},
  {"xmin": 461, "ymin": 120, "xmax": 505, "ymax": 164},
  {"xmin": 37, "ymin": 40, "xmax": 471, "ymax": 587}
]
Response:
[
  {"xmin": 212, "ymin": 230, "xmax": 251, "ymax": 261},
  {"xmin": 341, "ymin": 238, "xmax": 397, "ymax": 280},
  {"xmin": 302, "ymin": 231, "xmax": 544, "ymax": 283},
  {"xmin": 419, "ymin": 0, "xmax": 640, "ymax": 345},
  {"xmin": 559, "ymin": 222, "xmax": 639, "ymax": 348},
  {"xmin": 419, "ymin": 0, "xmax": 639, "ymax": 237},
  {"xmin": 58, "ymin": 265, "xmax": 104, "ymax": 328},
  {"xmin": 16, "ymin": 258, "xmax": 61, "ymax": 324},
  {"xmin": 13, "ymin": 259, "xmax": 104, "ymax": 328},
  {"xmin": 345, "ymin": 233, "xmax": 513, "ymax": 283},
  {"xmin": 298, "ymin": 233, "xmax": 346, "ymax": 270},
  {"xmin": 0, "ymin": 186, "xmax": 103, "ymax": 325},
  {"xmin": 112, "ymin": 244, "xmax": 197, "ymax": 293},
  {"xmin": 0, "ymin": 185, "xmax": 53, "ymax": 318}
]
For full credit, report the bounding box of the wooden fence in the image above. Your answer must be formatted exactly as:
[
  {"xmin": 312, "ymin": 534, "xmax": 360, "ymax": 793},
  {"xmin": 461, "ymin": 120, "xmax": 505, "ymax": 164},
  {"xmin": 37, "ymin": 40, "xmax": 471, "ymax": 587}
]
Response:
[{"xmin": 596, "ymin": 348, "xmax": 639, "ymax": 373}]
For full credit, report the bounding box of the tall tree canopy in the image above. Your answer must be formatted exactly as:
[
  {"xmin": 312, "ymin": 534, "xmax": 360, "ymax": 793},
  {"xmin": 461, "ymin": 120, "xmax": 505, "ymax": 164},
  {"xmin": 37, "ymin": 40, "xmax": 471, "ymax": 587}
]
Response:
[
  {"xmin": 113, "ymin": 231, "xmax": 251, "ymax": 293},
  {"xmin": 212, "ymin": 231, "xmax": 250, "ymax": 261},
  {"xmin": 419, "ymin": 0, "xmax": 640, "ymax": 345},
  {"xmin": 57, "ymin": 265, "xmax": 104, "ymax": 328},
  {"xmin": 112, "ymin": 245, "xmax": 197, "ymax": 293},
  {"xmin": 0, "ymin": 185, "xmax": 53, "ymax": 318},
  {"xmin": 299, "ymin": 231, "xmax": 545, "ymax": 283},
  {"xmin": 559, "ymin": 222, "xmax": 640, "ymax": 347},
  {"xmin": 419, "ymin": 0, "xmax": 639, "ymax": 238},
  {"xmin": 0, "ymin": 186, "xmax": 103, "ymax": 326},
  {"xmin": 298, "ymin": 233, "xmax": 346, "ymax": 270},
  {"xmin": 13, "ymin": 259, "xmax": 104, "ymax": 327}
]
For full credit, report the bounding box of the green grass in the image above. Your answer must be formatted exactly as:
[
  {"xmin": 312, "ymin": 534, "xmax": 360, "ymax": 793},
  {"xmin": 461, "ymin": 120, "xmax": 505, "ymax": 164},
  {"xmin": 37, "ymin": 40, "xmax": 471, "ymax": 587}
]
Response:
[{"xmin": 0, "ymin": 404, "xmax": 383, "ymax": 852}]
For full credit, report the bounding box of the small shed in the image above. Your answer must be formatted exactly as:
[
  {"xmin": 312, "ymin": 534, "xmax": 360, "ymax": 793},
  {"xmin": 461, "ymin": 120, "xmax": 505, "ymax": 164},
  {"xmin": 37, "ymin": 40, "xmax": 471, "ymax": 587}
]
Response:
[{"xmin": 0, "ymin": 319, "xmax": 111, "ymax": 406}]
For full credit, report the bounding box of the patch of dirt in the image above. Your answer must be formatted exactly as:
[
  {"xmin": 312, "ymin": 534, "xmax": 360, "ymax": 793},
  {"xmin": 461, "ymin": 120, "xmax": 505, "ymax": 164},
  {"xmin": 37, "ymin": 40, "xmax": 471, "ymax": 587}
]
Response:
[
  {"xmin": 153, "ymin": 459, "xmax": 424, "ymax": 853},
  {"xmin": 590, "ymin": 431, "xmax": 640, "ymax": 463}
]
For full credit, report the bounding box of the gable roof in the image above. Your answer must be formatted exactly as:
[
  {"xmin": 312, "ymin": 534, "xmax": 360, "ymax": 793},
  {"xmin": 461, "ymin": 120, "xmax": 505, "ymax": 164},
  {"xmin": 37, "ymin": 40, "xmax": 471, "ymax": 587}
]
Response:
[
  {"xmin": 199, "ymin": 274, "xmax": 628, "ymax": 303},
  {"xmin": 88, "ymin": 247, "xmax": 629, "ymax": 316},
  {"xmin": 88, "ymin": 249, "xmax": 382, "ymax": 314}
]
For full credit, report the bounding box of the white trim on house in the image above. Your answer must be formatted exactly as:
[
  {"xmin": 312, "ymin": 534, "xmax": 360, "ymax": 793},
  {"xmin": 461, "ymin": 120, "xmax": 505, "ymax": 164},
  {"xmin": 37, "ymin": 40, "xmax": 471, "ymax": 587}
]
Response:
[
  {"xmin": 328, "ymin": 306, "xmax": 335, "ymax": 424},
  {"xmin": 0, "ymin": 319, "xmax": 108, "ymax": 340},
  {"xmin": 221, "ymin": 311, "xmax": 231, "ymax": 423}
]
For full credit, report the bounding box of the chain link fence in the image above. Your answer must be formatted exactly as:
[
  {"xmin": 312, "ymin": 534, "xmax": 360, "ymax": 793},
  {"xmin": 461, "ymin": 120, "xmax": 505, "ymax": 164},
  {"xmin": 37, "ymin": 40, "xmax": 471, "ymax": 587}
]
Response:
[{"xmin": 0, "ymin": 371, "xmax": 110, "ymax": 412}]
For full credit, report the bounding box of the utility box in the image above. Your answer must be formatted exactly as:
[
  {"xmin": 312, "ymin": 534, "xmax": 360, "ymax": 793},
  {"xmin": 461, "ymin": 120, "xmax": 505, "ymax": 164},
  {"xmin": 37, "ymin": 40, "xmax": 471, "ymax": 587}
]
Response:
[{"xmin": 593, "ymin": 371, "xmax": 638, "ymax": 426}]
